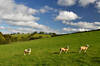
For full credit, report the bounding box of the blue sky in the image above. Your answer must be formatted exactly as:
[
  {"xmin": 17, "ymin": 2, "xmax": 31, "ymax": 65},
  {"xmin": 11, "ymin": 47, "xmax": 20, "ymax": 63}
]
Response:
[{"xmin": 0, "ymin": 0, "xmax": 100, "ymax": 34}]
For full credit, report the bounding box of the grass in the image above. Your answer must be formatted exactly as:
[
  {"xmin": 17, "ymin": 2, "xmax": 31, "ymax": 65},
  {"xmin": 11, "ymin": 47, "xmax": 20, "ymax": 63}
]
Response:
[
  {"xmin": 0, "ymin": 30, "xmax": 100, "ymax": 66},
  {"xmin": 33, "ymin": 33, "xmax": 51, "ymax": 38}
]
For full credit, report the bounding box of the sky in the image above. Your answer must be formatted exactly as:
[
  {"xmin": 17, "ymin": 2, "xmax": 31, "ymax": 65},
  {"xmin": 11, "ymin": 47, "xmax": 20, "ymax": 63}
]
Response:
[{"xmin": 0, "ymin": 0, "xmax": 100, "ymax": 34}]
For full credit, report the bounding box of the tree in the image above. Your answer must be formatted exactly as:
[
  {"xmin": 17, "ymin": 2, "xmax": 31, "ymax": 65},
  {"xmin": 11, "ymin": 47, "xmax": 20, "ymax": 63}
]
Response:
[
  {"xmin": 0, "ymin": 32, "xmax": 9, "ymax": 44},
  {"xmin": 39, "ymin": 31, "xmax": 45, "ymax": 34},
  {"xmin": 32, "ymin": 31, "xmax": 37, "ymax": 35},
  {"xmin": 49, "ymin": 33, "xmax": 57, "ymax": 37}
]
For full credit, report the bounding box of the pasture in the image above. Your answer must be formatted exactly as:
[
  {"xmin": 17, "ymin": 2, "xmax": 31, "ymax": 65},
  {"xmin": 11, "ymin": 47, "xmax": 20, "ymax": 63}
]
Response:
[{"xmin": 0, "ymin": 31, "xmax": 100, "ymax": 66}]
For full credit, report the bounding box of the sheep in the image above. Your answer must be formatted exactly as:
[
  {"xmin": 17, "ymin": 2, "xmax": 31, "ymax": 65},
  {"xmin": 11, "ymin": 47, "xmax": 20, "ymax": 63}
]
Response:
[
  {"xmin": 24, "ymin": 48, "xmax": 31, "ymax": 55},
  {"xmin": 79, "ymin": 44, "xmax": 89, "ymax": 53},
  {"xmin": 59, "ymin": 46, "xmax": 69, "ymax": 54}
]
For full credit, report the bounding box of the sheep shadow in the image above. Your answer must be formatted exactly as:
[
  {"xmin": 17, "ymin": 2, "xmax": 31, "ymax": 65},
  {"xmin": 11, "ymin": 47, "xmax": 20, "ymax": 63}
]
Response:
[
  {"xmin": 69, "ymin": 51, "xmax": 78, "ymax": 53},
  {"xmin": 53, "ymin": 52, "xmax": 59, "ymax": 54},
  {"xmin": 52, "ymin": 51, "xmax": 78, "ymax": 55}
]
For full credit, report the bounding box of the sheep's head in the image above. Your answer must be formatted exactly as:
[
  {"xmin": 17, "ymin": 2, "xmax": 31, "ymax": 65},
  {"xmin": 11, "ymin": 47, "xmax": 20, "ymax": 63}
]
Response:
[
  {"xmin": 67, "ymin": 46, "xmax": 69, "ymax": 49},
  {"xmin": 86, "ymin": 44, "xmax": 89, "ymax": 47},
  {"xmin": 28, "ymin": 48, "xmax": 31, "ymax": 51},
  {"xmin": 65, "ymin": 45, "xmax": 69, "ymax": 49}
]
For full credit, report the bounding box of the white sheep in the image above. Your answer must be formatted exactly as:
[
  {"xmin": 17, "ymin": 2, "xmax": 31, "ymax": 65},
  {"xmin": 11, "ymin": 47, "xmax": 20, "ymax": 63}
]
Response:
[
  {"xmin": 79, "ymin": 44, "xmax": 89, "ymax": 53},
  {"xmin": 59, "ymin": 46, "xmax": 69, "ymax": 54},
  {"xmin": 24, "ymin": 48, "xmax": 31, "ymax": 55}
]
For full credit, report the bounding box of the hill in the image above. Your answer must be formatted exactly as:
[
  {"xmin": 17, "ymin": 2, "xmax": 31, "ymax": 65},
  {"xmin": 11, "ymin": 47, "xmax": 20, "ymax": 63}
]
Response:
[
  {"xmin": 29, "ymin": 33, "xmax": 51, "ymax": 40},
  {"xmin": 0, "ymin": 32, "xmax": 53, "ymax": 43},
  {"xmin": 0, "ymin": 32, "xmax": 7, "ymax": 44},
  {"xmin": 0, "ymin": 30, "xmax": 100, "ymax": 65},
  {"xmin": 11, "ymin": 33, "xmax": 52, "ymax": 41}
]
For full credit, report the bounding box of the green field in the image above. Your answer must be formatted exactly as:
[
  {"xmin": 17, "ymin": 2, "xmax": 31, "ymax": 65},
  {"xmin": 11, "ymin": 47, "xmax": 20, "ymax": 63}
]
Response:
[{"xmin": 0, "ymin": 31, "xmax": 100, "ymax": 66}]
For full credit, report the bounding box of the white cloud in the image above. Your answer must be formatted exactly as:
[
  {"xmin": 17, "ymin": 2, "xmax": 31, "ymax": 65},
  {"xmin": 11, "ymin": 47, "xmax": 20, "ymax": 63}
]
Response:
[
  {"xmin": 0, "ymin": 0, "xmax": 38, "ymax": 22},
  {"xmin": 57, "ymin": 0, "xmax": 97, "ymax": 7},
  {"xmin": 95, "ymin": 1, "xmax": 100, "ymax": 13},
  {"xmin": 1, "ymin": 13, "xmax": 40, "ymax": 22},
  {"xmin": 56, "ymin": 11, "xmax": 80, "ymax": 21},
  {"xmin": 6, "ymin": 21, "xmax": 49, "ymax": 30},
  {"xmin": 79, "ymin": 0, "xmax": 96, "ymax": 7},
  {"xmin": 39, "ymin": 5, "xmax": 54, "ymax": 13},
  {"xmin": 0, "ymin": 26, "xmax": 36, "ymax": 33},
  {"xmin": 94, "ymin": 22, "xmax": 100, "ymax": 25},
  {"xmin": 40, "ymin": 9, "xmax": 47, "ymax": 13},
  {"xmin": 57, "ymin": 0, "xmax": 76, "ymax": 6},
  {"xmin": 0, "ymin": 26, "xmax": 61, "ymax": 34},
  {"xmin": 63, "ymin": 21, "xmax": 100, "ymax": 29},
  {"xmin": 0, "ymin": 0, "xmax": 61, "ymax": 34},
  {"xmin": 63, "ymin": 27, "xmax": 90, "ymax": 32},
  {"xmin": 0, "ymin": 26, "xmax": 5, "ymax": 29}
]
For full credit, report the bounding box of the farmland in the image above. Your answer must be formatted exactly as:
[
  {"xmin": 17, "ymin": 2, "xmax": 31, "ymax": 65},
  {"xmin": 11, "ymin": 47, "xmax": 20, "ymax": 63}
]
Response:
[{"xmin": 0, "ymin": 30, "xmax": 100, "ymax": 66}]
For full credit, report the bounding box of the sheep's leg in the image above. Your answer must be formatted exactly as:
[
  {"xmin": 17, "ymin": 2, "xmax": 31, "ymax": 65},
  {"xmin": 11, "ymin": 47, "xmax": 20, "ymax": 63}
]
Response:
[
  {"xmin": 24, "ymin": 53, "xmax": 26, "ymax": 55},
  {"xmin": 59, "ymin": 50, "xmax": 62, "ymax": 54},
  {"xmin": 79, "ymin": 50, "xmax": 81, "ymax": 53},
  {"xmin": 84, "ymin": 50, "xmax": 87, "ymax": 53},
  {"xmin": 29, "ymin": 52, "xmax": 31, "ymax": 55},
  {"xmin": 65, "ymin": 51, "xmax": 67, "ymax": 53}
]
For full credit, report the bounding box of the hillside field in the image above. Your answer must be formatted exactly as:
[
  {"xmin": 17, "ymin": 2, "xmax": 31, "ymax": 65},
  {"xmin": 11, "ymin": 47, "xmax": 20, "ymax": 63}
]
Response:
[{"xmin": 0, "ymin": 31, "xmax": 100, "ymax": 66}]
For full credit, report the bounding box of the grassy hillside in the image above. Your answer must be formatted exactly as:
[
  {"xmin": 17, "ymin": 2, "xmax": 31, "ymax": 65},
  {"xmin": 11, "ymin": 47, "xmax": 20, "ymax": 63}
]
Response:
[
  {"xmin": 0, "ymin": 32, "xmax": 7, "ymax": 44},
  {"xmin": 11, "ymin": 33, "xmax": 30, "ymax": 41},
  {"xmin": 11, "ymin": 33, "xmax": 52, "ymax": 41},
  {"xmin": 0, "ymin": 30, "xmax": 100, "ymax": 66},
  {"xmin": 31, "ymin": 33, "xmax": 51, "ymax": 38}
]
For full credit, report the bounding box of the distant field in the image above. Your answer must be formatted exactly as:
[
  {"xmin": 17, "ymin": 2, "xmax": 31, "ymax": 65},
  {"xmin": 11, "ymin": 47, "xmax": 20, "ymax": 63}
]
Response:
[{"xmin": 0, "ymin": 31, "xmax": 100, "ymax": 66}]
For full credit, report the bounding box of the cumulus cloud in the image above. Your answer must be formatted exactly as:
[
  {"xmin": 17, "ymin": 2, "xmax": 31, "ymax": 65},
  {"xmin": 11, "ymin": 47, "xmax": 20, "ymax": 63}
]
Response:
[
  {"xmin": 57, "ymin": 0, "xmax": 96, "ymax": 7},
  {"xmin": 1, "ymin": 13, "xmax": 40, "ymax": 22},
  {"xmin": 57, "ymin": 0, "xmax": 76, "ymax": 6},
  {"xmin": 6, "ymin": 21, "xmax": 49, "ymax": 30},
  {"xmin": 0, "ymin": 26, "xmax": 5, "ymax": 29},
  {"xmin": 0, "ymin": 26, "xmax": 37, "ymax": 33},
  {"xmin": 63, "ymin": 21, "xmax": 100, "ymax": 29},
  {"xmin": 63, "ymin": 27, "xmax": 90, "ymax": 32},
  {"xmin": 95, "ymin": 1, "xmax": 100, "ymax": 13},
  {"xmin": 0, "ymin": 26, "xmax": 61, "ymax": 34},
  {"xmin": 39, "ymin": 5, "xmax": 55, "ymax": 13},
  {"xmin": 0, "ymin": 0, "xmax": 60, "ymax": 34},
  {"xmin": 0, "ymin": 0, "xmax": 38, "ymax": 22},
  {"xmin": 55, "ymin": 11, "xmax": 80, "ymax": 21},
  {"xmin": 79, "ymin": 0, "xmax": 96, "ymax": 7}
]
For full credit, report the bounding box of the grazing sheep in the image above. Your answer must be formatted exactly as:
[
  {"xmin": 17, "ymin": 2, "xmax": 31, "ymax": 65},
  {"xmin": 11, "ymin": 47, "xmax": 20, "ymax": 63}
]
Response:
[
  {"xmin": 59, "ymin": 46, "xmax": 69, "ymax": 54},
  {"xmin": 79, "ymin": 44, "xmax": 89, "ymax": 53},
  {"xmin": 24, "ymin": 48, "xmax": 31, "ymax": 55}
]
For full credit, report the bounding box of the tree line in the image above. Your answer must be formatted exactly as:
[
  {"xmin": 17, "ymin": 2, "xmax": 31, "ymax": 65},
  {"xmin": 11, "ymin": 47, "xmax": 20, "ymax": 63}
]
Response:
[{"xmin": 0, "ymin": 32, "xmax": 57, "ymax": 44}]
